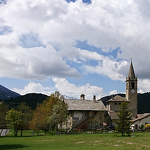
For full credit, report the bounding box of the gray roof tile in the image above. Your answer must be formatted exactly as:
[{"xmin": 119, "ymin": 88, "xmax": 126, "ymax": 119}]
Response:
[{"xmin": 64, "ymin": 99, "xmax": 106, "ymax": 111}]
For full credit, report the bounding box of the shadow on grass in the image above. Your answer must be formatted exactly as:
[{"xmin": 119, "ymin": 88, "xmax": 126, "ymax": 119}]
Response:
[{"xmin": 0, "ymin": 144, "xmax": 28, "ymax": 149}]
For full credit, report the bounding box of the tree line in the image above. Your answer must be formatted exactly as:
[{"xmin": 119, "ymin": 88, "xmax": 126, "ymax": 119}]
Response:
[{"xmin": 0, "ymin": 91, "xmax": 68, "ymax": 136}]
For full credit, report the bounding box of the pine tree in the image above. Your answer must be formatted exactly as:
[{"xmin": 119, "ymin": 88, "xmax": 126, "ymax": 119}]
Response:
[{"xmin": 115, "ymin": 100, "xmax": 132, "ymax": 136}]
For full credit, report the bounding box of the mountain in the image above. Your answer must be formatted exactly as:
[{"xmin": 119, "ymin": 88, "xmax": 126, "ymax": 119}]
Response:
[
  {"xmin": 3, "ymin": 93, "xmax": 48, "ymax": 110},
  {"xmin": 0, "ymin": 85, "xmax": 20, "ymax": 100}
]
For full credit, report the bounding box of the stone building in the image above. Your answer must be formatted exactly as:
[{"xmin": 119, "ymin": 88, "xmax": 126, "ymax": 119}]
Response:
[
  {"xmin": 64, "ymin": 95, "xmax": 111, "ymax": 131},
  {"xmin": 106, "ymin": 61, "xmax": 138, "ymax": 125}
]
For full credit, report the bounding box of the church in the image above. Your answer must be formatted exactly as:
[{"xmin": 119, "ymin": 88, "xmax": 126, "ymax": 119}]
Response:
[
  {"xmin": 63, "ymin": 61, "xmax": 145, "ymax": 131},
  {"xmin": 106, "ymin": 60, "xmax": 137, "ymax": 126}
]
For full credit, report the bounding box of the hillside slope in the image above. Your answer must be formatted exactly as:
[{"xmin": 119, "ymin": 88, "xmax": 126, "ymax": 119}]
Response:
[
  {"xmin": 3, "ymin": 93, "xmax": 48, "ymax": 110},
  {"xmin": 0, "ymin": 85, "xmax": 20, "ymax": 100}
]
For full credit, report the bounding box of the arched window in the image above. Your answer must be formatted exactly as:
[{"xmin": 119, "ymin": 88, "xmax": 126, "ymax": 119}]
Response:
[{"xmin": 131, "ymin": 82, "xmax": 134, "ymax": 89}]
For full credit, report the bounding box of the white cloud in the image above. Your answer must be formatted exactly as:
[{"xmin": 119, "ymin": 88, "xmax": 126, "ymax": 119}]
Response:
[
  {"xmin": 0, "ymin": 40, "xmax": 81, "ymax": 79},
  {"xmin": 83, "ymin": 58, "xmax": 128, "ymax": 81},
  {"xmin": 12, "ymin": 78, "xmax": 105, "ymax": 99},
  {"xmin": 12, "ymin": 82, "xmax": 52, "ymax": 95},
  {"xmin": 138, "ymin": 79, "xmax": 150, "ymax": 93},
  {"xmin": 52, "ymin": 77, "xmax": 104, "ymax": 99},
  {"xmin": 0, "ymin": 0, "xmax": 150, "ymax": 84},
  {"xmin": 109, "ymin": 90, "xmax": 118, "ymax": 95}
]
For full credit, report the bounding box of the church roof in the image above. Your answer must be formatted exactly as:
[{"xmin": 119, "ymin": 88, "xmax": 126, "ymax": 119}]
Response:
[
  {"xmin": 106, "ymin": 95, "xmax": 129, "ymax": 103},
  {"xmin": 128, "ymin": 61, "xmax": 136, "ymax": 79},
  {"xmin": 64, "ymin": 99, "xmax": 106, "ymax": 111},
  {"xmin": 108, "ymin": 111, "xmax": 119, "ymax": 120}
]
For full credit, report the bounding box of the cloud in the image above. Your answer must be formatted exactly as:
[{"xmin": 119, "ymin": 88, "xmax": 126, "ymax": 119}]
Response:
[
  {"xmin": 12, "ymin": 82, "xmax": 52, "ymax": 95},
  {"xmin": 138, "ymin": 79, "xmax": 150, "ymax": 93},
  {"xmin": 0, "ymin": 39, "xmax": 81, "ymax": 79},
  {"xmin": 52, "ymin": 77, "xmax": 104, "ymax": 99},
  {"xmin": 109, "ymin": 90, "xmax": 118, "ymax": 95},
  {"xmin": 83, "ymin": 58, "xmax": 128, "ymax": 81},
  {"xmin": 0, "ymin": 0, "xmax": 150, "ymax": 83},
  {"xmin": 12, "ymin": 78, "xmax": 105, "ymax": 99}
]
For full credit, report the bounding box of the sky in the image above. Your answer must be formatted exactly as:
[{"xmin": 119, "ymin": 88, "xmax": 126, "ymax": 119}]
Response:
[{"xmin": 0, "ymin": 0, "xmax": 150, "ymax": 99}]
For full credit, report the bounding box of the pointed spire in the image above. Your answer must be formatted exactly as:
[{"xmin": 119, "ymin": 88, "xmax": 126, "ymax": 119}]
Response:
[{"xmin": 128, "ymin": 60, "xmax": 135, "ymax": 79}]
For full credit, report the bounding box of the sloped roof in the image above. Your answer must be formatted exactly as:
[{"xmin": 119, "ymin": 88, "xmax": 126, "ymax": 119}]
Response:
[
  {"xmin": 108, "ymin": 111, "xmax": 119, "ymax": 120},
  {"xmin": 131, "ymin": 113, "xmax": 150, "ymax": 122},
  {"xmin": 106, "ymin": 95, "xmax": 129, "ymax": 103},
  {"xmin": 64, "ymin": 99, "xmax": 106, "ymax": 111},
  {"xmin": 128, "ymin": 61, "xmax": 136, "ymax": 79}
]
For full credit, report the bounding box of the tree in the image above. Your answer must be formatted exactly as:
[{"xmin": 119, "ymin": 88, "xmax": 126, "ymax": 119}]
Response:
[
  {"xmin": 29, "ymin": 103, "xmax": 42, "ymax": 135},
  {"xmin": 30, "ymin": 102, "xmax": 50, "ymax": 135},
  {"xmin": 5, "ymin": 108, "xmax": 23, "ymax": 136},
  {"xmin": 49, "ymin": 99, "xmax": 68, "ymax": 131},
  {"xmin": 115, "ymin": 101, "xmax": 132, "ymax": 136},
  {"xmin": 30, "ymin": 91, "xmax": 68, "ymax": 135},
  {"xmin": 17, "ymin": 102, "xmax": 33, "ymax": 136},
  {"xmin": 0, "ymin": 102, "xmax": 8, "ymax": 129}
]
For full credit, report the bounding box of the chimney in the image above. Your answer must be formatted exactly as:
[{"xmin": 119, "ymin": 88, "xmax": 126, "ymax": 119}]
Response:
[
  {"xmin": 93, "ymin": 95, "xmax": 96, "ymax": 102},
  {"xmin": 80, "ymin": 94, "xmax": 85, "ymax": 100},
  {"xmin": 111, "ymin": 95, "xmax": 114, "ymax": 100}
]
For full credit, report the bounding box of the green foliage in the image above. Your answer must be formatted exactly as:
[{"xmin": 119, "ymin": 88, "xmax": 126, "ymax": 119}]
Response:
[
  {"xmin": 49, "ymin": 130, "xmax": 56, "ymax": 135},
  {"xmin": 48, "ymin": 99, "xmax": 68, "ymax": 130},
  {"xmin": 30, "ymin": 91, "xmax": 68, "ymax": 134},
  {"xmin": 5, "ymin": 108, "xmax": 23, "ymax": 136},
  {"xmin": 0, "ymin": 102, "xmax": 8, "ymax": 128},
  {"xmin": 17, "ymin": 102, "xmax": 33, "ymax": 136},
  {"xmin": 115, "ymin": 100, "xmax": 132, "ymax": 136},
  {"xmin": 5, "ymin": 103, "xmax": 32, "ymax": 136}
]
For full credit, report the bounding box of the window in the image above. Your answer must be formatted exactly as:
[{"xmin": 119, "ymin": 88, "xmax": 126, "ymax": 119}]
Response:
[
  {"xmin": 119, "ymin": 103, "xmax": 121, "ymax": 105},
  {"xmin": 131, "ymin": 82, "xmax": 134, "ymax": 89},
  {"xmin": 114, "ymin": 103, "xmax": 117, "ymax": 105}
]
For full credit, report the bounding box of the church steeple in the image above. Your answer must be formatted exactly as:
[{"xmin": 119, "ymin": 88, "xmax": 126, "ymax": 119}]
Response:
[
  {"xmin": 128, "ymin": 61, "xmax": 135, "ymax": 79},
  {"xmin": 126, "ymin": 60, "xmax": 137, "ymax": 118}
]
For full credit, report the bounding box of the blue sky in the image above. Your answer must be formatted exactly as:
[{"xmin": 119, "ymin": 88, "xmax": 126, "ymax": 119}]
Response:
[{"xmin": 0, "ymin": 0, "xmax": 150, "ymax": 99}]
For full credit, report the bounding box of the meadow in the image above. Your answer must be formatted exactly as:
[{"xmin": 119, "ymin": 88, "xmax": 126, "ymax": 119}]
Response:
[{"xmin": 1, "ymin": 130, "xmax": 150, "ymax": 150}]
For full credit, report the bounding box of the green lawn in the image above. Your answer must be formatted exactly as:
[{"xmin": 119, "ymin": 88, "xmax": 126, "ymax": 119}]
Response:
[{"xmin": 1, "ymin": 130, "xmax": 150, "ymax": 150}]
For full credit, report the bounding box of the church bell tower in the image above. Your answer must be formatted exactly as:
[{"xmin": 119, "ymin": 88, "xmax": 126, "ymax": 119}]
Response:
[{"xmin": 126, "ymin": 61, "xmax": 137, "ymax": 118}]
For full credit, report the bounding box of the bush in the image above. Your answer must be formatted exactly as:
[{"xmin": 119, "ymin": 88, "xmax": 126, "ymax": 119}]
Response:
[{"xmin": 49, "ymin": 130, "xmax": 56, "ymax": 135}]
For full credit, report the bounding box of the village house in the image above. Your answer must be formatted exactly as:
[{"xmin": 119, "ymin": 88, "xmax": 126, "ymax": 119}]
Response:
[{"xmin": 64, "ymin": 94, "xmax": 111, "ymax": 131}]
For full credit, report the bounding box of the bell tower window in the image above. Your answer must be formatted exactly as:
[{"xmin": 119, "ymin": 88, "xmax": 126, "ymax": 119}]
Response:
[{"xmin": 131, "ymin": 82, "xmax": 134, "ymax": 89}]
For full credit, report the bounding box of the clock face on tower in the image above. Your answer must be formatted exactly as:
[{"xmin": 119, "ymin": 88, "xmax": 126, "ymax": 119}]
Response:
[{"xmin": 131, "ymin": 89, "xmax": 135, "ymax": 94}]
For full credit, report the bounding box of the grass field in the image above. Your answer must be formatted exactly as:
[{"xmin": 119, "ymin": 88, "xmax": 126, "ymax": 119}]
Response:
[{"xmin": 1, "ymin": 130, "xmax": 150, "ymax": 150}]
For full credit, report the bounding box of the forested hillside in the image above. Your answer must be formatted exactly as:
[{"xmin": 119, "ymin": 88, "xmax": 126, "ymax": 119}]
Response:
[{"xmin": 3, "ymin": 93, "xmax": 48, "ymax": 110}]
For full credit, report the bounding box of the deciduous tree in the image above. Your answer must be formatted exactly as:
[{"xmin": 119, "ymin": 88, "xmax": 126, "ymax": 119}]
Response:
[
  {"xmin": 5, "ymin": 108, "xmax": 23, "ymax": 136},
  {"xmin": 49, "ymin": 99, "xmax": 68, "ymax": 131},
  {"xmin": 30, "ymin": 91, "xmax": 68, "ymax": 135},
  {"xmin": 0, "ymin": 102, "xmax": 8, "ymax": 129},
  {"xmin": 17, "ymin": 102, "xmax": 33, "ymax": 136}
]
